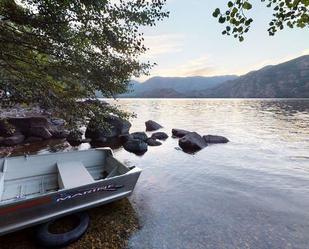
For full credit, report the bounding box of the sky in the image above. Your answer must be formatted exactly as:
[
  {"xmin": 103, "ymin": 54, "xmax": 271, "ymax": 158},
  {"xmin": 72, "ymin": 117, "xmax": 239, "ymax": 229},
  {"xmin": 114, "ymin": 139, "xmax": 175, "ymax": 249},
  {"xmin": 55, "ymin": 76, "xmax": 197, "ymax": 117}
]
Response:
[{"xmin": 137, "ymin": 0, "xmax": 309, "ymax": 81}]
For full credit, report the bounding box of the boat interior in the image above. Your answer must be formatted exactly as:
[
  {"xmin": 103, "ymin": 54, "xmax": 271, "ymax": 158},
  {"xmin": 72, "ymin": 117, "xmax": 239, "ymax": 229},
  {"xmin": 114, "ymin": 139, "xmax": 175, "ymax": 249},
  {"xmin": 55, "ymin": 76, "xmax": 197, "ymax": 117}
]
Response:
[{"xmin": 0, "ymin": 149, "xmax": 130, "ymax": 205}]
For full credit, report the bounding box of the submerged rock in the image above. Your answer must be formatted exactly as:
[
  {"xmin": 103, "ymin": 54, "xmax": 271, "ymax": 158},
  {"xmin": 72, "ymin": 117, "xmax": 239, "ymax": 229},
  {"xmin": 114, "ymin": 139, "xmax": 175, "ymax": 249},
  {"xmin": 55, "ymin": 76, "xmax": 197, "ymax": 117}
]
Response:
[
  {"xmin": 178, "ymin": 132, "xmax": 207, "ymax": 153},
  {"xmin": 151, "ymin": 132, "xmax": 168, "ymax": 140},
  {"xmin": 124, "ymin": 139, "xmax": 148, "ymax": 154},
  {"xmin": 91, "ymin": 137, "xmax": 123, "ymax": 150},
  {"xmin": 172, "ymin": 128, "xmax": 190, "ymax": 138},
  {"xmin": 3, "ymin": 134, "xmax": 25, "ymax": 146},
  {"xmin": 145, "ymin": 120, "xmax": 162, "ymax": 131},
  {"xmin": 131, "ymin": 132, "xmax": 148, "ymax": 142},
  {"xmin": 146, "ymin": 138, "xmax": 162, "ymax": 146},
  {"xmin": 203, "ymin": 135, "xmax": 229, "ymax": 143}
]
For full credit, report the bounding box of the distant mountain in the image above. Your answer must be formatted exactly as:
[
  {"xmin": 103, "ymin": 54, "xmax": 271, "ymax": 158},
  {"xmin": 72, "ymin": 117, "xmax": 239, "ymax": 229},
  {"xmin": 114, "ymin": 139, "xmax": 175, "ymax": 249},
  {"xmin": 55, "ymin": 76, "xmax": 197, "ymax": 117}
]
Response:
[
  {"xmin": 203, "ymin": 55, "xmax": 309, "ymax": 98},
  {"xmin": 121, "ymin": 75, "xmax": 238, "ymax": 98},
  {"xmin": 102, "ymin": 55, "xmax": 309, "ymax": 98}
]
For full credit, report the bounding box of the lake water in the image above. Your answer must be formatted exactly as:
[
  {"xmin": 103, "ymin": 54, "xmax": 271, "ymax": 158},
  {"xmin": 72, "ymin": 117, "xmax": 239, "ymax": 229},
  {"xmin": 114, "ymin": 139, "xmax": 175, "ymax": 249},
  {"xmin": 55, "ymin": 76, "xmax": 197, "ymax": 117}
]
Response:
[
  {"xmin": 110, "ymin": 99, "xmax": 309, "ymax": 249},
  {"xmin": 4, "ymin": 99, "xmax": 309, "ymax": 249}
]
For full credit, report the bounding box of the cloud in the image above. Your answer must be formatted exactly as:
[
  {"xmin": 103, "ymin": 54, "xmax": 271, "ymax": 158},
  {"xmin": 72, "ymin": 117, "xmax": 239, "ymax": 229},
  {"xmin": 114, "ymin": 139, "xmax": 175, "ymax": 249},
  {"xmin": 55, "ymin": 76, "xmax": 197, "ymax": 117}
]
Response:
[
  {"xmin": 141, "ymin": 33, "xmax": 185, "ymax": 59},
  {"xmin": 148, "ymin": 55, "xmax": 222, "ymax": 78}
]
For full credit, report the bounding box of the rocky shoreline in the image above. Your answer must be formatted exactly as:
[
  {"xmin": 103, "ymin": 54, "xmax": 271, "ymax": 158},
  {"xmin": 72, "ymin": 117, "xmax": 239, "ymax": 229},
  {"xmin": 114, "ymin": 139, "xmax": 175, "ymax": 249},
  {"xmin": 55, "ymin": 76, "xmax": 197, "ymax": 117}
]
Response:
[{"xmin": 1, "ymin": 105, "xmax": 229, "ymax": 156}]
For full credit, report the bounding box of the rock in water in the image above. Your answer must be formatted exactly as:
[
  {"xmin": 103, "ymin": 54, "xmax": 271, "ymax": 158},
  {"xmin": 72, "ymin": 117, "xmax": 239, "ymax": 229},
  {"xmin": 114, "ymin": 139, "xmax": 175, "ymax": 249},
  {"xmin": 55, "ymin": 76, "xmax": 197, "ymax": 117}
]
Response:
[
  {"xmin": 151, "ymin": 132, "xmax": 168, "ymax": 140},
  {"xmin": 85, "ymin": 115, "xmax": 131, "ymax": 140},
  {"xmin": 131, "ymin": 132, "xmax": 148, "ymax": 141},
  {"xmin": 67, "ymin": 130, "xmax": 83, "ymax": 146},
  {"xmin": 203, "ymin": 135, "xmax": 229, "ymax": 143},
  {"xmin": 145, "ymin": 120, "xmax": 162, "ymax": 131},
  {"xmin": 178, "ymin": 132, "xmax": 207, "ymax": 153},
  {"xmin": 119, "ymin": 134, "xmax": 134, "ymax": 143},
  {"xmin": 172, "ymin": 129, "xmax": 190, "ymax": 138},
  {"xmin": 124, "ymin": 139, "xmax": 148, "ymax": 154},
  {"xmin": 146, "ymin": 138, "xmax": 162, "ymax": 146},
  {"xmin": 7, "ymin": 117, "xmax": 49, "ymax": 134}
]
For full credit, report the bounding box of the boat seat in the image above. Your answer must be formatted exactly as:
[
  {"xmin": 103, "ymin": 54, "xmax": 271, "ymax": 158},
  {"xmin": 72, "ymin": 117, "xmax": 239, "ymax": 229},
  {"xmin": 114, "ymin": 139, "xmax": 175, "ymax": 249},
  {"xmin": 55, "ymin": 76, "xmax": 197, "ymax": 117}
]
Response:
[{"xmin": 57, "ymin": 161, "xmax": 94, "ymax": 189}]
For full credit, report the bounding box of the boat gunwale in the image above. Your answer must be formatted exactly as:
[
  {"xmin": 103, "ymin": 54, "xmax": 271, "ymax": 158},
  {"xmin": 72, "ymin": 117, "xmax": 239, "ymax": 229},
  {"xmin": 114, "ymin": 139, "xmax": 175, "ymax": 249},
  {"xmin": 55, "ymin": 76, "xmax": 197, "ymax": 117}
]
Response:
[
  {"xmin": 0, "ymin": 166, "xmax": 141, "ymax": 208},
  {"xmin": 0, "ymin": 148, "xmax": 141, "ymax": 208}
]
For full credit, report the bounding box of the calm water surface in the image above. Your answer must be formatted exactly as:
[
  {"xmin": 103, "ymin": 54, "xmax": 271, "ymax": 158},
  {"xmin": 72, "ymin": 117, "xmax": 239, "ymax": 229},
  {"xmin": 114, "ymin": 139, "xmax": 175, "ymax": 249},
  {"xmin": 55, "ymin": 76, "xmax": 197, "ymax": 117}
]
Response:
[
  {"xmin": 111, "ymin": 99, "xmax": 309, "ymax": 249},
  {"xmin": 6, "ymin": 99, "xmax": 309, "ymax": 249}
]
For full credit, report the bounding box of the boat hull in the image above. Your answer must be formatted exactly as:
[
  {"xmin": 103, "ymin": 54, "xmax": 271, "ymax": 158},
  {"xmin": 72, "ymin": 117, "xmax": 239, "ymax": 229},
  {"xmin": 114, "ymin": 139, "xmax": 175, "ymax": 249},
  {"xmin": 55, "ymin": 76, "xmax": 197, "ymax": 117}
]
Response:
[{"xmin": 0, "ymin": 167, "xmax": 141, "ymax": 235}]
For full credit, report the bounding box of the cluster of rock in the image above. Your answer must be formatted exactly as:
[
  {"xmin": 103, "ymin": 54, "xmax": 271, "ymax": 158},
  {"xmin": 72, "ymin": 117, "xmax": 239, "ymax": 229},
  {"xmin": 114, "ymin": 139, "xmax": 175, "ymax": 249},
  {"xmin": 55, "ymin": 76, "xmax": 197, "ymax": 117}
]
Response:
[
  {"xmin": 85, "ymin": 118, "xmax": 168, "ymax": 155},
  {"xmin": 0, "ymin": 116, "xmax": 69, "ymax": 146},
  {"xmin": 172, "ymin": 128, "xmax": 229, "ymax": 153},
  {"xmin": 0, "ymin": 110, "xmax": 229, "ymax": 155}
]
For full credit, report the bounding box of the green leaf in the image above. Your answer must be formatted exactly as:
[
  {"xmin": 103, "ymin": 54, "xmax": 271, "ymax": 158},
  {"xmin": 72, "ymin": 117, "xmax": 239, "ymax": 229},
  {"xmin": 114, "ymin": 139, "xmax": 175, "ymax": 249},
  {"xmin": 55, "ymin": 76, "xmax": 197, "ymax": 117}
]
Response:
[
  {"xmin": 219, "ymin": 16, "xmax": 226, "ymax": 23},
  {"xmin": 243, "ymin": 2, "xmax": 252, "ymax": 10},
  {"xmin": 213, "ymin": 8, "xmax": 220, "ymax": 17}
]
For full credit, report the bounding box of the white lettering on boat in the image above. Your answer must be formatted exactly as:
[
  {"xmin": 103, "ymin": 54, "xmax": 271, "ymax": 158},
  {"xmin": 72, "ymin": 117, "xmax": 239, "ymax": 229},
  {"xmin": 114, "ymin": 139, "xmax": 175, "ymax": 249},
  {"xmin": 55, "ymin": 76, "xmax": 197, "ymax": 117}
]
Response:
[{"xmin": 56, "ymin": 184, "xmax": 123, "ymax": 202}]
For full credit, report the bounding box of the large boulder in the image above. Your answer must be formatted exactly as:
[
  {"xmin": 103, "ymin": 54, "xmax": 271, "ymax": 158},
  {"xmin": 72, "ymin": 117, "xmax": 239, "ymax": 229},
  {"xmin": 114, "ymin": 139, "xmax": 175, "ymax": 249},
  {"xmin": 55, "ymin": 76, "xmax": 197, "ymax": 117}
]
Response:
[
  {"xmin": 2, "ymin": 134, "xmax": 25, "ymax": 146},
  {"xmin": 5, "ymin": 116, "xmax": 56, "ymax": 140},
  {"xmin": 203, "ymin": 135, "xmax": 229, "ymax": 143},
  {"xmin": 172, "ymin": 129, "xmax": 190, "ymax": 138},
  {"xmin": 145, "ymin": 120, "xmax": 162, "ymax": 131},
  {"xmin": 131, "ymin": 132, "xmax": 148, "ymax": 142},
  {"xmin": 85, "ymin": 115, "xmax": 131, "ymax": 140},
  {"xmin": 151, "ymin": 132, "xmax": 168, "ymax": 140},
  {"xmin": 146, "ymin": 138, "xmax": 162, "ymax": 146},
  {"xmin": 123, "ymin": 139, "xmax": 148, "ymax": 154},
  {"xmin": 7, "ymin": 117, "xmax": 49, "ymax": 134},
  {"xmin": 178, "ymin": 132, "xmax": 207, "ymax": 153}
]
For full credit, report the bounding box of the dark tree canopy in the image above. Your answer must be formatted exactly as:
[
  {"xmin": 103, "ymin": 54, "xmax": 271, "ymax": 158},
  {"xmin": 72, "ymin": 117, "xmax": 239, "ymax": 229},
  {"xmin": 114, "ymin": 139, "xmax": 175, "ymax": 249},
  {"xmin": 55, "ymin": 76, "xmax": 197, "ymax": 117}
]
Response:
[
  {"xmin": 213, "ymin": 0, "xmax": 309, "ymax": 41},
  {"xmin": 0, "ymin": 0, "xmax": 168, "ymax": 127}
]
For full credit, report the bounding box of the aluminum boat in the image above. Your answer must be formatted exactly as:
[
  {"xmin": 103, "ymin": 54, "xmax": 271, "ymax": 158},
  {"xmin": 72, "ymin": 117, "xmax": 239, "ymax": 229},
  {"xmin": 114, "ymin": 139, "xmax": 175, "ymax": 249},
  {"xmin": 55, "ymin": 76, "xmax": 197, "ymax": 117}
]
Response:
[{"xmin": 0, "ymin": 148, "xmax": 141, "ymax": 235}]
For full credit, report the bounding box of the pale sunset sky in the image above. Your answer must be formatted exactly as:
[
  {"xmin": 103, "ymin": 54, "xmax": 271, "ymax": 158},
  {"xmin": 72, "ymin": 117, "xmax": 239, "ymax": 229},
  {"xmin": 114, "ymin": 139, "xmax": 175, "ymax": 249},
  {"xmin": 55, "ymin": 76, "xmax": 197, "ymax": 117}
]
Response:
[{"xmin": 137, "ymin": 0, "xmax": 309, "ymax": 81}]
